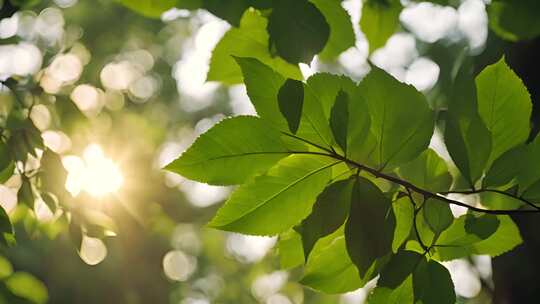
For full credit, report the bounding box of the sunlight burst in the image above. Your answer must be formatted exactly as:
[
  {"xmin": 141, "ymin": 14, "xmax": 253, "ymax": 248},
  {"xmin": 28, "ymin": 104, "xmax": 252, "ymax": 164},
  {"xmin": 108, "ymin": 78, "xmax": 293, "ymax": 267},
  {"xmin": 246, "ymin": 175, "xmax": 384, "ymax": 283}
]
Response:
[{"xmin": 63, "ymin": 144, "xmax": 123, "ymax": 198}]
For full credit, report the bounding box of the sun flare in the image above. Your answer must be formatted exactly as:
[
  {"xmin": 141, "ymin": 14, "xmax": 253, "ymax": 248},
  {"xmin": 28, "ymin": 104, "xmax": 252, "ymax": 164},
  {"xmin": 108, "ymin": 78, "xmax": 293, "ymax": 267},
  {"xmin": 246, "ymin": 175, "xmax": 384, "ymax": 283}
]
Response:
[{"xmin": 63, "ymin": 144, "xmax": 123, "ymax": 198}]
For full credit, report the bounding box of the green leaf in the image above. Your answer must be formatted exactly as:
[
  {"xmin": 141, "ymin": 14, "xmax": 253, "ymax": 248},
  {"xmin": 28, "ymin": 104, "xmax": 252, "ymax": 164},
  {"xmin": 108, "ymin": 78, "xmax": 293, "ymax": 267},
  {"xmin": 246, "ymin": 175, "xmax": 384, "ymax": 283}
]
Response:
[
  {"xmin": 0, "ymin": 256, "xmax": 13, "ymax": 279},
  {"xmin": 234, "ymin": 57, "xmax": 289, "ymax": 129},
  {"xmin": 397, "ymin": 149, "xmax": 452, "ymax": 193},
  {"xmin": 422, "ymin": 198, "xmax": 453, "ymax": 235},
  {"xmin": 485, "ymin": 134, "xmax": 540, "ymax": 194},
  {"xmin": 303, "ymin": 73, "xmax": 357, "ymax": 118},
  {"xmin": 235, "ymin": 60, "xmax": 353, "ymax": 152},
  {"xmin": 201, "ymin": 0, "xmax": 250, "ymax": 26},
  {"xmin": 444, "ymin": 63, "xmax": 491, "ymax": 185},
  {"xmin": 176, "ymin": 0, "xmax": 202, "ymax": 10},
  {"xmin": 465, "ymin": 213, "xmax": 501, "ymax": 239},
  {"xmin": 346, "ymin": 87, "xmax": 373, "ymax": 165},
  {"xmin": 368, "ymin": 276, "xmax": 414, "ymax": 304},
  {"xmin": 6, "ymin": 119, "xmax": 42, "ymax": 163},
  {"xmin": 301, "ymin": 229, "xmax": 362, "ymax": 294},
  {"xmin": 40, "ymin": 192, "xmax": 58, "ymax": 213},
  {"xmin": 436, "ymin": 214, "xmax": 499, "ymax": 247},
  {"xmin": 361, "ymin": 0, "xmax": 402, "ymax": 53},
  {"xmin": 39, "ymin": 149, "xmax": 68, "ymax": 199},
  {"xmin": 483, "ymin": 144, "xmax": 524, "ymax": 188},
  {"xmin": 208, "ymin": 155, "xmax": 337, "ymax": 235},
  {"xmin": 480, "ymin": 191, "xmax": 522, "ymax": 210},
  {"xmin": 522, "ymin": 180, "xmax": 540, "ymax": 201},
  {"xmin": 412, "ymin": 259, "xmax": 455, "ymax": 304},
  {"xmin": 208, "ymin": 10, "xmax": 301, "ymax": 84},
  {"xmin": 371, "ymin": 251, "xmax": 455, "ymax": 304},
  {"xmin": 0, "ymin": 206, "xmax": 14, "ymax": 247},
  {"xmin": 278, "ymin": 79, "xmax": 304, "ymax": 134},
  {"xmin": 310, "ymin": 0, "xmax": 355, "ymax": 60},
  {"xmin": 392, "ymin": 197, "xmax": 414, "ymax": 252},
  {"xmin": 165, "ymin": 116, "xmax": 289, "ymax": 185},
  {"xmin": 330, "ymin": 90, "xmax": 349, "ymax": 154},
  {"xmin": 378, "ymin": 250, "xmax": 424, "ymax": 289},
  {"xmin": 431, "ymin": 214, "xmax": 515, "ymax": 261},
  {"xmin": 345, "ymin": 177, "xmax": 395, "ymax": 275},
  {"xmin": 17, "ymin": 177, "xmax": 34, "ymax": 209},
  {"xmin": 69, "ymin": 220, "xmax": 83, "ymax": 251},
  {"xmin": 9, "ymin": 0, "xmax": 42, "ymax": 9},
  {"xmin": 472, "ymin": 215, "xmax": 522, "ymax": 257},
  {"xmin": 476, "ymin": 57, "xmax": 532, "ymax": 165},
  {"xmin": 508, "ymin": 135, "xmax": 540, "ymax": 193},
  {"xmin": 0, "ymin": 162, "xmax": 14, "ymax": 184},
  {"xmin": 488, "ymin": 0, "xmax": 540, "ymax": 42},
  {"xmin": 267, "ymin": 0, "xmax": 330, "ymax": 64},
  {"xmin": 0, "ymin": 143, "xmax": 11, "ymax": 173},
  {"xmin": 296, "ymin": 82, "xmax": 339, "ymax": 150},
  {"xmin": 5, "ymin": 272, "xmax": 48, "ymax": 304},
  {"xmin": 297, "ymin": 178, "xmax": 354, "ymax": 259},
  {"xmin": 298, "ymin": 73, "xmax": 357, "ymax": 151},
  {"xmin": 116, "ymin": 0, "xmax": 176, "ymax": 18},
  {"xmin": 0, "ymin": 143, "xmax": 13, "ymax": 184},
  {"xmin": 278, "ymin": 229, "xmax": 304, "ymax": 269},
  {"xmin": 358, "ymin": 66, "xmax": 434, "ymax": 170}
]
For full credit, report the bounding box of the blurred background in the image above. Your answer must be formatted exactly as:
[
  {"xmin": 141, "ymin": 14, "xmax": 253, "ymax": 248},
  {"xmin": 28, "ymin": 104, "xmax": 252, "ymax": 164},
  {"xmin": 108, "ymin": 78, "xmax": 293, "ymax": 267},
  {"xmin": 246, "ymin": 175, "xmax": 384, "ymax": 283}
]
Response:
[{"xmin": 0, "ymin": 0, "xmax": 539, "ymax": 303}]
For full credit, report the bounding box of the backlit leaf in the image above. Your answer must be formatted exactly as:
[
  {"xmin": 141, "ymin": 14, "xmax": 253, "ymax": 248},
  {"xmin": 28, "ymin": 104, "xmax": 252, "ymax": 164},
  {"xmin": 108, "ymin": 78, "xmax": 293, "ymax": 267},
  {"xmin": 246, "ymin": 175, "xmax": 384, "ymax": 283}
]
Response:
[
  {"xmin": 358, "ymin": 66, "xmax": 434, "ymax": 170},
  {"xmin": 301, "ymin": 229, "xmax": 362, "ymax": 294},
  {"xmin": 165, "ymin": 116, "xmax": 289, "ymax": 185},
  {"xmin": 397, "ymin": 149, "xmax": 452, "ymax": 193},
  {"xmin": 208, "ymin": 155, "xmax": 337, "ymax": 235},
  {"xmin": 208, "ymin": 10, "xmax": 301, "ymax": 84},
  {"xmin": 476, "ymin": 57, "xmax": 532, "ymax": 165},
  {"xmin": 392, "ymin": 197, "xmax": 414, "ymax": 252},
  {"xmin": 361, "ymin": 0, "xmax": 402, "ymax": 53},
  {"xmin": 444, "ymin": 63, "xmax": 491, "ymax": 185}
]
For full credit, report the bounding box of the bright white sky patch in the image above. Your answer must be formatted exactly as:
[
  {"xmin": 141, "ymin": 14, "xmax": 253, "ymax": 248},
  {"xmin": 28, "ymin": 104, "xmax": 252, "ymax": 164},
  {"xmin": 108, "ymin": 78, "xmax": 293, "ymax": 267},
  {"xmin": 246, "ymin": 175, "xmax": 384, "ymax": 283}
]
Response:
[
  {"xmin": 443, "ymin": 259, "xmax": 482, "ymax": 298},
  {"xmin": 401, "ymin": 2, "xmax": 458, "ymax": 43},
  {"xmin": 226, "ymin": 234, "xmax": 276, "ymax": 264},
  {"xmin": 0, "ymin": 43, "xmax": 42, "ymax": 80},
  {"xmin": 372, "ymin": 33, "xmax": 417, "ymax": 71},
  {"xmin": 251, "ymin": 271, "xmax": 288, "ymax": 301},
  {"xmin": 405, "ymin": 57, "xmax": 440, "ymax": 91},
  {"xmin": 458, "ymin": 0, "xmax": 488, "ymax": 52},
  {"xmin": 173, "ymin": 14, "xmax": 229, "ymax": 110},
  {"xmin": 63, "ymin": 144, "xmax": 123, "ymax": 198}
]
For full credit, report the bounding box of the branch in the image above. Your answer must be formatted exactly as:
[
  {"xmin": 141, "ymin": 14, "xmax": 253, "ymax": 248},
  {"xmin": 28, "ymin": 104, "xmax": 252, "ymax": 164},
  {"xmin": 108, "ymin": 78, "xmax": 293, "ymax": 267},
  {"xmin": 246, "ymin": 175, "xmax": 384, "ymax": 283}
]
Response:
[
  {"xmin": 440, "ymin": 189, "xmax": 540, "ymax": 211},
  {"xmin": 282, "ymin": 132, "xmax": 540, "ymax": 215}
]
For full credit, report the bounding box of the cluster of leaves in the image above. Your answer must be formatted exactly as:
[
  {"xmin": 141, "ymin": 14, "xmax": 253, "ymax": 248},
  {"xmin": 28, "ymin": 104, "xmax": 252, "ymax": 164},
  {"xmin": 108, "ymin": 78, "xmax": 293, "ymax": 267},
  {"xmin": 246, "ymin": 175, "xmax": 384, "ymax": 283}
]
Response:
[
  {"xmin": 0, "ymin": 0, "xmax": 122, "ymax": 272},
  {"xmin": 0, "ymin": 78, "xmax": 119, "ymax": 248},
  {"xmin": 166, "ymin": 54, "xmax": 537, "ymax": 302},
  {"xmin": 2, "ymin": 0, "xmax": 540, "ymax": 302},
  {"xmin": 118, "ymin": 0, "xmax": 540, "ymax": 60},
  {"xmin": 0, "ymin": 255, "xmax": 47, "ymax": 304},
  {"xmin": 111, "ymin": 0, "xmax": 540, "ymax": 301}
]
